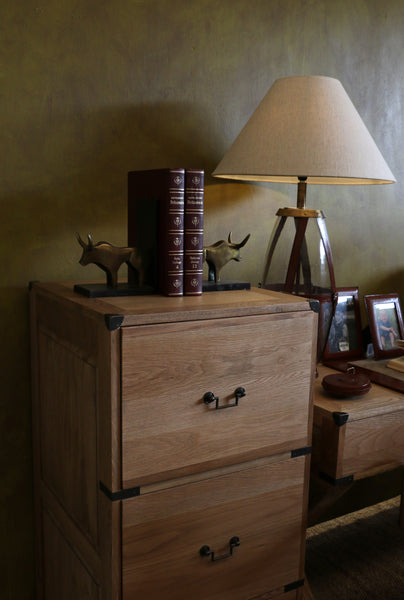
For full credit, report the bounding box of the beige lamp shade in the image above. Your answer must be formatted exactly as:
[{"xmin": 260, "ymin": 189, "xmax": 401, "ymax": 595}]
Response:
[{"xmin": 213, "ymin": 75, "xmax": 395, "ymax": 185}]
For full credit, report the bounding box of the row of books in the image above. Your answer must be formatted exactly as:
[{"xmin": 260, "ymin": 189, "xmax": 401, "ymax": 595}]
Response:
[{"xmin": 128, "ymin": 168, "xmax": 204, "ymax": 296}]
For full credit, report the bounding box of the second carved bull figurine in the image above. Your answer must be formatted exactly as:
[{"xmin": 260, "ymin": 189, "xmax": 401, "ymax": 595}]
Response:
[
  {"xmin": 77, "ymin": 233, "xmax": 144, "ymax": 288},
  {"xmin": 204, "ymin": 232, "xmax": 250, "ymax": 282}
]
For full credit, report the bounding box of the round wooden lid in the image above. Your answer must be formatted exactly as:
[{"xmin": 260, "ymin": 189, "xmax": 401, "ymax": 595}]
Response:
[{"xmin": 321, "ymin": 370, "xmax": 372, "ymax": 397}]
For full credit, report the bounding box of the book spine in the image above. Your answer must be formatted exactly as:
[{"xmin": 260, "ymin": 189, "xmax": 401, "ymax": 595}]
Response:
[
  {"xmin": 160, "ymin": 169, "xmax": 185, "ymax": 296},
  {"xmin": 127, "ymin": 168, "xmax": 185, "ymax": 295},
  {"xmin": 184, "ymin": 169, "xmax": 204, "ymax": 295}
]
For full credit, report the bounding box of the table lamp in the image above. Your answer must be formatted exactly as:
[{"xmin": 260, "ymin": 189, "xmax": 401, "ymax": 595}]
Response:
[{"xmin": 213, "ymin": 75, "xmax": 395, "ymax": 361}]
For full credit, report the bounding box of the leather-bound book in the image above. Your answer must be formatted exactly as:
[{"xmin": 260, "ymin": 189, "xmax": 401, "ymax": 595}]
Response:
[
  {"xmin": 184, "ymin": 169, "xmax": 204, "ymax": 295},
  {"xmin": 128, "ymin": 168, "xmax": 185, "ymax": 296}
]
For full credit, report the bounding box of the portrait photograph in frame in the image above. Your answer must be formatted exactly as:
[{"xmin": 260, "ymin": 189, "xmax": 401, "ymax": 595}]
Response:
[
  {"xmin": 323, "ymin": 287, "xmax": 363, "ymax": 362},
  {"xmin": 364, "ymin": 293, "xmax": 404, "ymax": 360}
]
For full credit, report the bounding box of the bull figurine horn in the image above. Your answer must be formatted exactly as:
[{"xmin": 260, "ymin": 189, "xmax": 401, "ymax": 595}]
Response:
[
  {"xmin": 228, "ymin": 232, "xmax": 250, "ymax": 248},
  {"xmin": 76, "ymin": 232, "xmax": 86, "ymax": 249},
  {"xmin": 237, "ymin": 233, "xmax": 251, "ymax": 248}
]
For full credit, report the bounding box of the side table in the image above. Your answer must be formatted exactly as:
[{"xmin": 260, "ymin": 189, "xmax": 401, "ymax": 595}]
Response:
[{"xmin": 309, "ymin": 364, "xmax": 404, "ymax": 527}]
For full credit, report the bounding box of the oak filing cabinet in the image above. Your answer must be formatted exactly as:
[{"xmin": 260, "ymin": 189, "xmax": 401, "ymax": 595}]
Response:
[{"xmin": 30, "ymin": 283, "xmax": 317, "ymax": 599}]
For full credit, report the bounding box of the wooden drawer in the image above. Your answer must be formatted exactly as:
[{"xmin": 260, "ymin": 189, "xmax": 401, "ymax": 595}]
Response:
[
  {"xmin": 121, "ymin": 312, "xmax": 314, "ymax": 487},
  {"xmin": 343, "ymin": 410, "xmax": 404, "ymax": 476},
  {"xmin": 122, "ymin": 455, "xmax": 307, "ymax": 600},
  {"xmin": 318, "ymin": 409, "xmax": 404, "ymax": 482}
]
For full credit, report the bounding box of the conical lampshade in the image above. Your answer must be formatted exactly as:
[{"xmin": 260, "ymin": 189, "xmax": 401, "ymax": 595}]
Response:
[{"xmin": 213, "ymin": 76, "xmax": 395, "ymax": 185}]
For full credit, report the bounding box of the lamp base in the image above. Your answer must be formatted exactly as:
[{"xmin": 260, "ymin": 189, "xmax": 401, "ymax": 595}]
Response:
[{"xmin": 262, "ymin": 204, "xmax": 337, "ymax": 362}]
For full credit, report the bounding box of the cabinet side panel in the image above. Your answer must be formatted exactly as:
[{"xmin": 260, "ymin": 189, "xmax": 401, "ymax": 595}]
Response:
[
  {"xmin": 42, "ymin": 508, "xmax": 100, "ymax": 599},
  {"xmin": 32, "ymin": 288, "xmax": 121, "ymax": 599},
  {"xmin": 38, "ymin": 329, "xmax": 98, "ymax": 545},
  {"xmin": 97, "ymin": 324, "xmax": 122, "ymax": 493}
]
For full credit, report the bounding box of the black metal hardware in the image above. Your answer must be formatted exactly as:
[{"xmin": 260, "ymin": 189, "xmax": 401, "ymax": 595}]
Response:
[
  {"xmin": 203, "ymin": 387, "xmax": 246, "ymax": 410},
  {"xmin": 203, "ymin": 391, "xmax": 218, "ymax": 405},
  {"xmin": 234, "ymin": 386, "xmax": 246, "ymax": 400},
  {"xmin": 104, "ymin": 314, "xmax": 124, "ymax": 331},
  {"xmin": 332, "ymin": 411, "xmax": 349, "ymax": 427},
  {"xmin": 309, "ymin": 299, "xmax": 320, "ymax": 313},
  {"xmin": 99, "ymin": 481, "xmax": 140, "ymax": 501},
  {"xmin": 319, "ymin": 471, "xmax": 354, "ymax": 486},
  {"xmin": 199, "ymin": 536, "xmax": 240, "ymax": 562},
  {"xmin": 284, "ymin": 579, "xmax": 305, "ymax": 592},
  {"xmin": 291, "ymin": 445, "xmax": 312, "ymax": 458}
]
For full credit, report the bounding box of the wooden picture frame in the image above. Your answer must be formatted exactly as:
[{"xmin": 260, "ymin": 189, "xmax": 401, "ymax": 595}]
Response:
[
  {"xmin": 364, "ymin": 293, "xmax": 404, "ymax": 360},
  {"xmin": 323, "ymin": 287, "xmax": 363, "ymax": 361}
]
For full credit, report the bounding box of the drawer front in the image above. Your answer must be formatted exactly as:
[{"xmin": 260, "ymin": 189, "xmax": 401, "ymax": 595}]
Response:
[
  {"xmin": 121, "ymin": 312, "xmax": 314, "ymax": 487},
  {"xmin": 122, "ymin": 455, "xmax": 306, "ymax": 600},
  {"xmin": 341, "ymin": 410, "xmax": 404, "ymax": 478}
]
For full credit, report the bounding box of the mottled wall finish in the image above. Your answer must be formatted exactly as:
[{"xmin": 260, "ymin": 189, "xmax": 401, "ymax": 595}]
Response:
[{"xmin": 1, "ymin": 1, "xmax": 403, "ymax": 596}]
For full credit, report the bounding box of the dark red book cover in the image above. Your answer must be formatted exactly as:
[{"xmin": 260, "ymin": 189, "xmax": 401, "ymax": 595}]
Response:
[
  {"xmin": 184, "ymin": 169, "xmax": 204, "ymax": 295},
  {"xmin": 128, "ymin": 168, "xmax": 185, "ymax": 296}
]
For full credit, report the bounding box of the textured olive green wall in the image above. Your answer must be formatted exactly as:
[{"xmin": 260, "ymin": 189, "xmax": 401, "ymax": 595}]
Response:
[{"xmin": 1, "ymin": 1, "xmax": 403, "ymax": 596}]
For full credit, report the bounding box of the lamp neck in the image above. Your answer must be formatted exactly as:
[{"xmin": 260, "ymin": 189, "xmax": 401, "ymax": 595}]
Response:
[{"xmin": 297, "ymin": 177, "xmax": 307, "ymax": 209}]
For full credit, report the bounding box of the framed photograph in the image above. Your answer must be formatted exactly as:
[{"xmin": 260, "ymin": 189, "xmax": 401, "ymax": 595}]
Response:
[
  {"xmin": 364, "ymin": 293, "xmax": 404, "ymax": 360},
  {"xmin": 323, "ymin": 287, "xmax": 363, "ymax": 361}
]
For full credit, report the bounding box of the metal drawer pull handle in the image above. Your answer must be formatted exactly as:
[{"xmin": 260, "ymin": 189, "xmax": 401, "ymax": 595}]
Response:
[
  {"xmin": 203, "ymin": 387, "xmax": 246, "ymax": 410},
  {"xmin": 199, "ymin": 536, "xmax": 240, "ymax": 562}
]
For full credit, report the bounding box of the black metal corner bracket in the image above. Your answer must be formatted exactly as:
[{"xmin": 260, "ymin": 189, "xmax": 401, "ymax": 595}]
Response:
[
  {"xmin": 309, "ymin": 299, "xmax": 320, "ymax": 313},
  {"xmin": 99, "ymin": 481, "xmax": 140, "ymax": 501},
  {"xmin": 291, "ymin": 446, "xmax": 312, "ymax": 458},
  {"xmin": 332, "ymin": 411, "xmax": 349, "ymax": 427},
  {"xmin": 319, "ymin": 472, "xmax": 354, "ymax": 486},
  {"xmin": 284, "ymin": 579, "xmax": 304, "ymax": 592},
  {"xmin": 104, "ymin": 314, "xmax": 124, "ymax": 331}
]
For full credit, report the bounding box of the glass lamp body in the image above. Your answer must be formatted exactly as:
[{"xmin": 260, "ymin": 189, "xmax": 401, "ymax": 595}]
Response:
[{"xmin": 261, "ymin": 211, "xmax": 337, "ymax": 361}]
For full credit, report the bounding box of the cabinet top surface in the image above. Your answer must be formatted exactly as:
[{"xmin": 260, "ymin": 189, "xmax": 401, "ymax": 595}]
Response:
[
  {"xmin": 314, "ymin": 365, "xmax": 404, "ymax": 421},
  {"xmin": 31, "ymin": 282, "xmax": 314, "ymax": 326}
]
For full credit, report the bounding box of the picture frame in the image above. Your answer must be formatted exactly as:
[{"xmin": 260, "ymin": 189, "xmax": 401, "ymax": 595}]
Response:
[
  {"xmin": 364, "ymin": 293, "xmax": 404, "ymax": 360},
  {"xmin": 323, "ymin": 287, "xmax": 363, "ymax": 361}
]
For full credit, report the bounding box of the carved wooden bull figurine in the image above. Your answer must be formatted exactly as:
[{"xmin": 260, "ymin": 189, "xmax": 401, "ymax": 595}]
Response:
[
  {"xmin": 203, "ymin": 232, "xmax": 250, "ymax": 282},
  {"xmin": 77, "ymin": 233, "xmax": 144, "ymax": 288}
]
